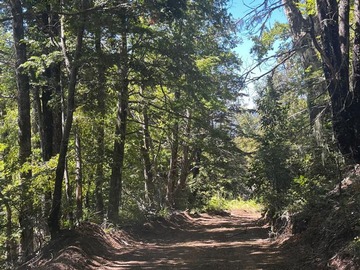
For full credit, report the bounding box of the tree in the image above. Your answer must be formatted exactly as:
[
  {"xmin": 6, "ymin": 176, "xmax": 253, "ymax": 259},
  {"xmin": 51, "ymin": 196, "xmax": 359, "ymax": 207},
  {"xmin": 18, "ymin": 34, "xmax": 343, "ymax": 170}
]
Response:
[
  {"xmin": 107, "ymin": 6, "xmax": 129, "ymax": 224},
  {"xmin": 48, "ymin": 0, "xmax": 87, "ymax": 237},
  {"xmin": 282, "ymin": 0, "xmax": 326, "ymax": 124},
  {"xmin": 9, "ymin": 0, "xmax": 33, "ymax": 260},
  {"xmin": 307, "ymin": 0, "xmax": 360, "ymax": 164},
  {"xmin": 0, "ymin": 0, "xmax": 243, "ymax": 264},
  {"xmin": 94, "ymin": 27, "xmax": 106, "ymax": 220}
]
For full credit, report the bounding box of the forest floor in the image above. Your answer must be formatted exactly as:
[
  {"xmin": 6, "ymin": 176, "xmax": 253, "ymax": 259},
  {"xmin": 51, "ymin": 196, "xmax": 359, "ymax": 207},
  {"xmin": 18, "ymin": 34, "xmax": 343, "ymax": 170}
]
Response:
[{"xmin": 20, "ymin": 209, "xmax": 312, "ymax": 270}]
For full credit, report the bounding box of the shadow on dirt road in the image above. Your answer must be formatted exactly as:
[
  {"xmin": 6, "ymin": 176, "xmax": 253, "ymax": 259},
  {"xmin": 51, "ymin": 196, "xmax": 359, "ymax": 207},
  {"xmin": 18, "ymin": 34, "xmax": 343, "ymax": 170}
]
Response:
[{"xmin": 105, "ymin": 210, "xmax": 286, "ymax": 270}]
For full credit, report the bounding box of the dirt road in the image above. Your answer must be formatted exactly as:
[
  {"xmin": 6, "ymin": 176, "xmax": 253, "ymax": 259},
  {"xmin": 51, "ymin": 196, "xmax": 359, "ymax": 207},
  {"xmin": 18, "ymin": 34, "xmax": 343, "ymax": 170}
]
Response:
[
  {"xmin": 23, "ymin": 210, "xmax": 292, "ymax": 270},
  {"xmin": 103, "ymin": 210, "xmax": 286, "ymax": 270}
]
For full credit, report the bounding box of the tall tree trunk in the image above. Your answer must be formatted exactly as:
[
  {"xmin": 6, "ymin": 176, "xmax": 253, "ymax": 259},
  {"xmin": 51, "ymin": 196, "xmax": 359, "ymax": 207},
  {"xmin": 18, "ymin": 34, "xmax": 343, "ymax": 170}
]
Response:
[
  {"xmin": 178, "ymin": 110, "xmax": 191, "ymax": 190},
  {"xmin": 64, "ymin": 160, "xmax": 74, "ymax": 227},
  {"xmin": 75, "ymin": 130, "xmax": 83, "ymax": 222},
  {"xmin": 140, "ymin": 85, "xmax": 155, "ymax": 206},
  {"xmin": 33, "ymin": 86, "xmax": 41, "ymax": 143},
  {"xmin": 94, "ymin": 29, "xmax": 105, "ymax": 220},
  {"xmin": 41, "ymin": 77, "xmax": 55, "ymax": 161},
  {"xmin": 166, "ymin": 91, "xmax": 180, "ymax": 207},
  {"xmin": 350, "ymin": 0, "xmax": 360, "ymax": 162},
  {"xmin": 315, "ymin": 0, "xmax": 359, "ymax": 162},
  {"xmin": 48, "ymin": 0, "xmax": 86, "ymax": 237},
  {"xmin": 282, "ymin": 0, "xmax": 325, "ymax": 124},
  {"xmin": 192, "ymin": 148, "xmax": 201, "ymax": 178},
  {"xmin": 37, "ymin": 5, "xmax": 62, "ymax": 161},
  {"xmin": 44, "ymin": 63, "xmax": 63, "ymax": 219},
  {"xmin": 10, "ymin": 0, "xmax": 34, "ymax": 260},
  {"xmin": 33, "ymin": 4, "xmax": 63, "ymax": 223},
  {"xmin": 174, "ymin": 110, "xmax": 191, "ymax": 209},
  {"xmin": 52, "ymin": 63, "xmax": 63, "ymax": 155},
  {"xmin": 354, "ymin": 0, "xmax": 360, "ymax": 100},
  {"xmin": 108, "ymin": 19, "xmax": 129, "ymax": 224}
]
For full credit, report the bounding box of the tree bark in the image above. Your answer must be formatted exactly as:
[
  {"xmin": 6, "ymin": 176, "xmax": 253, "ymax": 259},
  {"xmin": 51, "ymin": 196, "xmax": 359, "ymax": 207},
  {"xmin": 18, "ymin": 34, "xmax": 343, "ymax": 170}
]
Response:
[
  {"xmin": 166, "ymin": 91, "xmax": 180, "ymax": 207},
  {"xmin": 10, "ymin": 0, "xmax": 34, "ymax": 260},
  {"xmin": 108, "ymin": 17, "xmax": 129, "ymax": 224},
  {"xmin": 64, "ymin": 160, "xmax": 74, "ymax": 228},
  {"xmin": 178, "ymin": 110, "xmax": 191, "ymax": 190},
  {"xmin": 349, "ymin": 0, "xmax": 360, "ymax": 163},
  {"xmin": 48, "ymin": 0, "xmax": 86, "ymax": 237},
  {"xmin": 174, "ymin": 110, "xmax": 191, "ymax": 209},
  {"xmin": 139, "ymin": 85, "xmax": 155, "ymax": 206},
  {"xmin": 315, "ymin": 0, "xmax": 360, "ymax": 162},
  {"xmin": 94, "ymin": 29, "xmax": 105, "ymax": 220},
  {"xmin": 75, "ymin": 129, "xmax": 83, "ymax": 222},
  {"xmin": 37, "ymin": 5, "xmax": 62, "ymax": 161},
  {"xmin": 193, "ymin": 148, "xmax": 201, "ymax": 178},
  {"xmin": 354, "ymin": 0, "xmax": 360, "ymax": 99},
  {"xmin": 282, "ymin": 0, "xmax": 325, "ymax": 124}
]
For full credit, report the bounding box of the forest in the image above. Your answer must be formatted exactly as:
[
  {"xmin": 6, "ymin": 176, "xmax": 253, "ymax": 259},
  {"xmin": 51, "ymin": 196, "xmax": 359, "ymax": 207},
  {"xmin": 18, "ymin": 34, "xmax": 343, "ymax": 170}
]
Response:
[{"xmin": 1, "ymin": 0, "xmax": 360, "ymax": 269}]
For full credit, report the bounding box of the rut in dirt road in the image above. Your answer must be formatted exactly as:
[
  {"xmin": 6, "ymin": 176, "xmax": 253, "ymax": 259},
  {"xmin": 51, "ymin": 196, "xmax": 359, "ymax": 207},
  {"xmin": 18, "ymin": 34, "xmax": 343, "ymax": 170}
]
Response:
[{"xmin": 104, "ymin": 211, "xmax": 285, "ymax": 270}]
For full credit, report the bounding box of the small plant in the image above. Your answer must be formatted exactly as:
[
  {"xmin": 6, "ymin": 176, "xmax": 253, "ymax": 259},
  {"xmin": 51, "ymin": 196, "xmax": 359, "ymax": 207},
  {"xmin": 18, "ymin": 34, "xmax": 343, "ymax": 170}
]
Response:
[
  {"xmin": 203, "ymin": 194, "xmax": 262, "ymax": 213},
  {"xmin": 226, "ymin": 198, "xmax": 263, "ymax": 212},
  {"xmin": 158, "ymin": 207, "xmax": 171, "ymax": 219},
  {"xmin": 205, "ymin": 195, "xmax": 227, "ymax": 212}
]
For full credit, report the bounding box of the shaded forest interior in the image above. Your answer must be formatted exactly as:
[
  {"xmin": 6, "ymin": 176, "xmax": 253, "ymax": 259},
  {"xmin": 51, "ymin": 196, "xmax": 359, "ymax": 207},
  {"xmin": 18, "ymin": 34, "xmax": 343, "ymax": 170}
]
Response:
[{"xmin": 2, "ymin": 0, "xmax": 360, "ymax": 269}]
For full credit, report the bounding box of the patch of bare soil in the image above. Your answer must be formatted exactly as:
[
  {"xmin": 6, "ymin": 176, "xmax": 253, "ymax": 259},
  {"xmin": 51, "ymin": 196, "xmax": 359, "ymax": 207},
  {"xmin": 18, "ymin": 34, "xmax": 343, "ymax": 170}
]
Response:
[{"xmin": 19, "ymin": 210, "xmax": 292, "ymax": 270}]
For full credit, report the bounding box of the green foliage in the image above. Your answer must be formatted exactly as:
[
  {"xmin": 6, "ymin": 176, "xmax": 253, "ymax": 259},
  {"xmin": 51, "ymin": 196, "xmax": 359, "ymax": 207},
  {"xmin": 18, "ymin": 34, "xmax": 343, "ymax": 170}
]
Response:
[
  {"xmin": 226, "ymin": 198, "xmax": 262, "ymax": 212},
  {"xmin": 296, "ymin": 0, "xmax": 316, "ymax": 16},
  {"xmin": 203, "ymin": 193, "xmax": 262, "ymax": 212},
  {"xmin": 0, "ymin": 0, "xmax": 245, "ymax": 262},
  {"xmin": 205, "ymin": 194, "xmax": 227, "ymax": 212},
  {"xmin": 238, "ymin": 63, "xmax": 340, "ymax": 220},
  {"xmin": 251, "ymin": 22, "xmax": 290, "ymax": 60},
  {"xmin": 20, "ymin": 52, "xmax": 63, "ymax": 79}
]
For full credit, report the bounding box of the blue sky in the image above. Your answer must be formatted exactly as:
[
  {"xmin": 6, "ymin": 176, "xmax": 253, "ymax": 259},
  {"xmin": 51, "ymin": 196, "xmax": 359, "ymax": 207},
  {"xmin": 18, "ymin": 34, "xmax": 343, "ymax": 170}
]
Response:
[
  {"xmin": 227, "ymin": 0, "xmax": 287, "ymax": 108},
  {"xmin": 228, "ymin": 0, "xmax": 287, "ymax": 64}
]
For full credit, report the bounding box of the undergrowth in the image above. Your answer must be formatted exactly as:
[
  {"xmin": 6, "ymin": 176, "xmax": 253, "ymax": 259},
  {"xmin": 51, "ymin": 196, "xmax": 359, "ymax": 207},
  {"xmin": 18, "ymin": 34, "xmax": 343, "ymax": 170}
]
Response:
[{"xmin": 204, "ymin": 194, "xmax": 263, "ymax": 213}]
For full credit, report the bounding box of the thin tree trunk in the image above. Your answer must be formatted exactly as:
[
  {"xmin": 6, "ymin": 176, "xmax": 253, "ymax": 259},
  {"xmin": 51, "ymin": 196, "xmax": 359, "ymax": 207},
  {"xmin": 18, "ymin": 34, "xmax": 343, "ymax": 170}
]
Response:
[
  {"xmin": 140, "ymin": 85, "xmax": 155, "ymax": 206},
  {"xmin": 192, "ymin": 148, "xmax": 201, "ymax": 178},
  {"xmin": 52, "ymin": 63, "xmax": 63, "ymax": 155},
  {"xmin": 10, "ymin": 0, "xmax": 34, "ymax": 260},
  {"xmin": 48, "ymin": 0, "xmax": 86, "ymax": 237},
  {"xmin": 64, "ymin": 160, "xmax": 74, "ymax": 227},
  {"xmin": 108, "ymin": 19, "xmax": 129, "ymax": 224},
  {"xmin": 94, "ymin": 29, "xmax": 105, "ymax": 219},
  {"xmin": 178, "ymin": 110, "xmax": 191, "ymax": 190},
  {"xmin": 41, "ymin": 79, "xmax": 55, "ymax": 161},
  {"xmin": 75, "ymin": 130, "xmax": 83, "ymax": 222},
  {"xmin": 37, "ymin": 6, "xmax": 62, "ymax": 161},
  {"xmin": 339, "ymin": 0, "xmax": 350, "ymax": 98},
  {"xmin": 174, "ymin": 110, "xmax": 191, "ymax": 209},
  {"xmin": 166, "ymin": 91, "xmax": 180, "ymax": 207},
  {"xmin": 166, "ymin": 131, "xmax": 179, "ymax": 208},
  {"xmin": 33, "ymin": 86, "xmax": 42, "ymax": 145},
  {"xmin": 33, "ymin": 3, "xmax": 63, "ymax": 225}
]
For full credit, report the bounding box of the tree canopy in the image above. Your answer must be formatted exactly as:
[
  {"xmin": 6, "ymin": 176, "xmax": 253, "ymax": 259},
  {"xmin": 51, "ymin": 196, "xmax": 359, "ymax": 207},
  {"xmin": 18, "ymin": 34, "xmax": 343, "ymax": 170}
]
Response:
[{"xmin": 2, "ymin": 0, "xmax": 360, "ymax": 267}]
